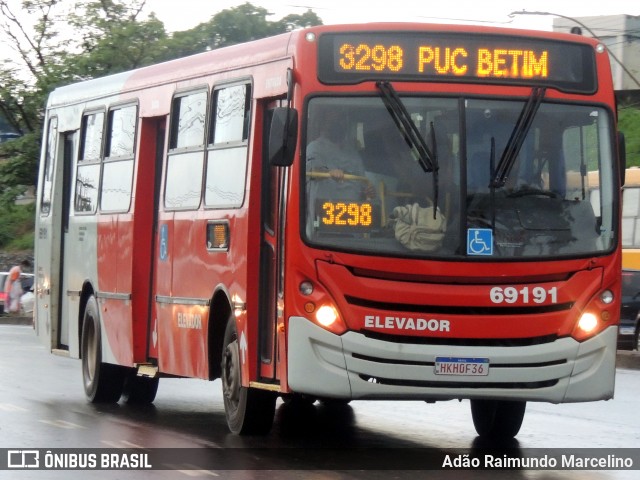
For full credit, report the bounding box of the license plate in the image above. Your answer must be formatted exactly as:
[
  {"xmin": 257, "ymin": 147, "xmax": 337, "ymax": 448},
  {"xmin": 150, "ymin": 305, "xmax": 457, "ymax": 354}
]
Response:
[
  {"xmin": 435, "ymin": 357, "xmax": 489, "ymax": 376},
  {"xmin": 618, "ymin": 326, "xmax": 635, "ymax": 336}
]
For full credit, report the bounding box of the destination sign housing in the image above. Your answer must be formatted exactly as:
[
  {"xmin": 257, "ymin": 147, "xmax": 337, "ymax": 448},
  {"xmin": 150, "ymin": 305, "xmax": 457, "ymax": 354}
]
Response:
[{"xmin": 318, "ymin": 31, "xmax": 597, "ymax": 93}]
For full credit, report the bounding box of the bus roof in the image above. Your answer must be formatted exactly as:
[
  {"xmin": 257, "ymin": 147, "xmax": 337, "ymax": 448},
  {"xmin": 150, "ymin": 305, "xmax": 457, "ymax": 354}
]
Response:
[
  {"xmin": 46, "ymin": 30, "xmax": 294, "ymax": 109},
  {"xmin": 46, "ymin": 22, "xmax": 605, "ymax": 109}
]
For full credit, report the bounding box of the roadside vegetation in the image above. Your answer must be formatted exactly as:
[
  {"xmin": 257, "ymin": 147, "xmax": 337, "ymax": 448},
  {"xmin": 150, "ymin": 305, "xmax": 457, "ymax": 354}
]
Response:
[
  {"xmin": 0, "ymin": 1, "xmax": 638, "ymax": 251},
  {"xmin": 0, "ymin": 203, "xmax": 34, "ymax": 251},
  {"xmin": 619, "ymin": 105, "xmax": 640, "ymax": 168},
  {"xmin": 0, "ymin": 0, "xmax": 322, "ymax": 251}
]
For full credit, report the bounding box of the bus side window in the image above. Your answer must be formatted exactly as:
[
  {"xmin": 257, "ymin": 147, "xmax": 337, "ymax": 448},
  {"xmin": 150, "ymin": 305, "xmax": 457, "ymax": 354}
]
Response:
[
  {"xmin": 101, "ymin": 104, "xmax": 137, "ymax": 212},
  {"xmin": 205, "ymin": 83, "xmax": 252, "ymax": 208},
  {"xmin": 40, "ymin": 117, "xmax": 58, "ymax": 216},
  {"xmin": 75, "ymin": 111, "xmax": 104, "ymax": 213},
  {"xmin": 165, "ymin": 90, "xmax": 207, "ymax": 209}
]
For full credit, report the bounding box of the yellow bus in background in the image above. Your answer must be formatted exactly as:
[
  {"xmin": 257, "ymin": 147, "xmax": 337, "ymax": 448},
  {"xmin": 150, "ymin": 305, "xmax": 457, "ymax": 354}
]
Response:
[{"xmin": 621, "ymin": 168, "xmax": 640, "ymax": 270}]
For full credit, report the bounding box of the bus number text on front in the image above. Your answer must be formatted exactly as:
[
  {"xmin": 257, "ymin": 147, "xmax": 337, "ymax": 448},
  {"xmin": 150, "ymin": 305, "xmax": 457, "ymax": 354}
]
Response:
[{"xmin": 490, "ymin": 286, "xmax": 558, "ymax": 304}]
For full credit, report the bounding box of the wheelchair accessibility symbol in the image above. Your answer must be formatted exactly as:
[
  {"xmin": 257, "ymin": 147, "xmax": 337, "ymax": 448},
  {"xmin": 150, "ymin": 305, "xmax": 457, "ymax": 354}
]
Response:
[
  {"xmin": 467, "ymin": 228, "xmax": 493, "ymax": 256},
  {"xmin": 159, "ymin": 224, "xmax": 168, "ymax": 261}
]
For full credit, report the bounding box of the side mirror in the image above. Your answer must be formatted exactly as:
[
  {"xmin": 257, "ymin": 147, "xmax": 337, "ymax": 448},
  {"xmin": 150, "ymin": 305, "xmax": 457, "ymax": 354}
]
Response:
[
  {"xmin": 619, "ymin": 131, "xmax": 626, "ymax": 186},
  {"xmin": 268, "ymin": 107, "xmax": 298, "ymax": 167}
]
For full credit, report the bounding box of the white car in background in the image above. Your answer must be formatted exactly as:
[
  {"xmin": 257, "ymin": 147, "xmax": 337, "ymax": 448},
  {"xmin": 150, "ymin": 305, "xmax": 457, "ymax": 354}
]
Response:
[
  {"xmin": 19, "ymin": 274, "xmax": 35, "ymax": 315},
  {"xmin": 0, "ymin": 272, "xmax": 34, "ymax": 315}
]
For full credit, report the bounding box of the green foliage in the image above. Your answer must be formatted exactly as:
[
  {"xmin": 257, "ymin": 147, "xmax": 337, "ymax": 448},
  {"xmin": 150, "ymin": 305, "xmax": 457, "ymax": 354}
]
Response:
[
  {"xmin": 65, "ymin": 2, "xmax": 169, "ymax": 76},
  {"xmin": 0, "ymin": 1, "xmax": 324, "ymax": 210},
  {"xmin": 0, "ymin": 0, "xmax": 324, "ymax": 250},
  {"xmin": 160, "ymin": 3, "xmax": 322, "ymax": 60},
  {"xmin": 619, "ymin": 107, "xmax": 640, "ymax": 167},
  {"xmin": 0, "ymin": 202, "xmax": 35, "ymax": 251},
  {"xmin": 0, "ymin": 132, "xmax": 41, "ymax": 206}
]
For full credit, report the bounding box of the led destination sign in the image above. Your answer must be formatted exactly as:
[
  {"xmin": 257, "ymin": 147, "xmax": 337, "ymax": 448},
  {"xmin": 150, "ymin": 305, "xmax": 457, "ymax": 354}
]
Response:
[
  {"xmin": 318, "ymin": 32, "xmax": 597, "ymax": 93},
  {"xmin": 316, "ymin": 199, "xmax": 379, "ymax": 232}
]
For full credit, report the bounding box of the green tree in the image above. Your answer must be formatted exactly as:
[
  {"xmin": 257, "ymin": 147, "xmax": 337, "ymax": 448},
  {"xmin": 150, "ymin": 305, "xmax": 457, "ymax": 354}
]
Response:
[
  {"xmin": 619, "ymin": 106, "xmax": 640, "ymax": 168},
  {"xmin": 65, "ymin": 0, "xmax": 167, "ymax": 77},
  {"xmin": 0, "ymin": 0, "xmax": 322, "ymax": 222},
  {"xmin": 164, "ymin": 2, "xmax": 322, "ymax": 59},
  {"xmin": 0, "ymin": 0, "xmax": 167, "ymax": 213}
]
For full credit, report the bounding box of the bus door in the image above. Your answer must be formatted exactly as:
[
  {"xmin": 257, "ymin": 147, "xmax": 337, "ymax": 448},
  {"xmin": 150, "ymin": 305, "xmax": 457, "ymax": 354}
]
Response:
[
  {"xmin": 57, "ymin": 132, "xmax": 76, "ymax": 350},
  {"xmin": 258, "ymin": 105, "xmax": 288, "ymax": 381},
  {"xmin": 144, "ymin": 117, "xmax": 167, "ymax": 362},
  {"xmin": 36, "ymin": 126, "xmax": 75, "ymax": 351}
]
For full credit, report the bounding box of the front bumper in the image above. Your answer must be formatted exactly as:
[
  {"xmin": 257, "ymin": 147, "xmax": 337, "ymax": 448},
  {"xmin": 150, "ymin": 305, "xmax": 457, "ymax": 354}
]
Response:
[{"xmin": 287, "ymin": 316, "xmax": 616, "ymax": 403}]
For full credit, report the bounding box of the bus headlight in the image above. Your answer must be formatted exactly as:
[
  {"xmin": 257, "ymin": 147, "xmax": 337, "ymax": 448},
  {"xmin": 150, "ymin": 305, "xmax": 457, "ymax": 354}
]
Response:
[
  {"xmin": 316, "ymin": 305, "xmax": 338, "ymax": 327},
  {"xmin": 600, "ymin": 289, "xmax": 614, "ymax": 304},
  {"xmin": 571, "ymin": 288, "xmax": 617, "ymax": 342},
  {"xmin": 577, "ymin": 313, "xmax": 598, "ymax": 334},
  {"xmin": 313, "ymin": 304, "xmax": 347, "ymax": 335}
]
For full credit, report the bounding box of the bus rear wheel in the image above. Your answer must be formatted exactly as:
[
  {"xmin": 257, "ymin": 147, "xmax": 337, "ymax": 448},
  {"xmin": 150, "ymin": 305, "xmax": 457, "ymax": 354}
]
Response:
[
  {"xmin": 470, "ymin": 399, "xmax": 526, "ymax": 439},
  {"xmin": 221, "ymin": 318, "xmax": 275, "ymax": 434},
  {"xmin": 81, "ymin": 295, "xmax": 126, "ymax": 403},
  {"xmin": 122, "ymin": 372, "xmax": 159, "ymax": 404}
]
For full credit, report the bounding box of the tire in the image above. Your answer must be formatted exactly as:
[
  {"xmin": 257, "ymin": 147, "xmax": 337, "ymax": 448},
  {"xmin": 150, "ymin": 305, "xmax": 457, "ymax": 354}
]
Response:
[
  {"xmin": 318, "ymin": 398, "xmax": 351, "ymax": 408},
  {"xmin": 282, "ymin": 394, "xmax": 316, "ymax": 406},
  {"xmin": 221, "ymin": 318, "xmax": 276, "ymax": 434},
  {"xmin": 470, "ymin": 399, "xmax": 526, "ymax": 439},
  {"xmin": 122, "ymin": 372, "xmax": 159, "ymax": 404},
  {"xmin": 635, "ymin": 326, "xmax": 640, "ymax": 351},
  {"xmin": 80, "ymin": 295, "xmax": 126, "ymax": 403}
]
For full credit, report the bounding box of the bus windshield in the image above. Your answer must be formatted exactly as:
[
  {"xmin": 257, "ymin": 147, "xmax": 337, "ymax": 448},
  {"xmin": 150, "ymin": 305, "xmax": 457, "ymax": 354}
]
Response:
[{"xmin": 303, "ymin": 95, "xmax": 616, "ymax": 259}]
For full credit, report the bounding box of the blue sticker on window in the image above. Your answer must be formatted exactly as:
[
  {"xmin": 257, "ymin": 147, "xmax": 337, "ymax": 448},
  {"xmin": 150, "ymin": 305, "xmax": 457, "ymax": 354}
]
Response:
[
  {"xmin": 160, "ymin": 224, "xmax": 168, "ymax": 261},
  {"xmin": 467, "ymin": 228, "xmax": 493, "ymax": 256}
]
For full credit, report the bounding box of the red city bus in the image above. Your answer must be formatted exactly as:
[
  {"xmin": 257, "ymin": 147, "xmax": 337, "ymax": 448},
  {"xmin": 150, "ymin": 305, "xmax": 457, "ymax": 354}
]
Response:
[{"xmin": 34, "ymin": 23, "xmax": 625, "ymax": 439}]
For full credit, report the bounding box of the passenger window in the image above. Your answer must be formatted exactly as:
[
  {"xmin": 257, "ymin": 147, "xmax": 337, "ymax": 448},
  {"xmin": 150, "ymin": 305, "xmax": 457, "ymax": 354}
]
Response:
[
  {"xmin": 75, "ymin": 111, "xmax": 104, "ymax": 213},
  {"xmin": 165, "ymin": 90, "xmax": 207, "ymax": 209},
  {"xmin": 169, "ymin": 91, "xmax": 207, "ymax": 149},
  {"xmin": 205, "ymin": 83, "xmax": 251, "ymax": 208},
  {"xmin": 105, "ymin": 105, "xmax": 137, "ymax": 158},
  {"xmin": 101, "ymin": 105, "xmax": 137, "ymax": 212},
  {"xmin": 40, "ymin": 117, "xmax": 58, "ymax": 216}
]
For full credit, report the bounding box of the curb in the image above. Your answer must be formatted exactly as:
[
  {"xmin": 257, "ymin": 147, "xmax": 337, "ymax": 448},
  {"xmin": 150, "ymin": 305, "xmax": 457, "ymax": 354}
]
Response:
[
  {"xmin": 0, "ymin": 315, "xmax": 33, "ymax": 326},
  {"xmin": 615, "ymin": 350, "xmax": 640, "ymax": 370},
  {"xmin": 1, "ymin": 317, "xmax": 639, "ymax": 369}
]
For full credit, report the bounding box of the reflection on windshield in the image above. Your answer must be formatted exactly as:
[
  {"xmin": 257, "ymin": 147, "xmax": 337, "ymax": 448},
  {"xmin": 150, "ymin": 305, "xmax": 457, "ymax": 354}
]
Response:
[{"xmin": 303, "ymin": 96, "xmax": 615, "ymax": 260}]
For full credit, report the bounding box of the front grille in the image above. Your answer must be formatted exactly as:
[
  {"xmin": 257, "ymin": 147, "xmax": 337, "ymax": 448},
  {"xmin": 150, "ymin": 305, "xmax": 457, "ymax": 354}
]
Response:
[
  {"xmin": 352, "ymin": 352, "xmax": 567, "ymax": 369},
  {"xmin": 345, "ymin": 295, "xmax": 573, "ymax": 316},
  {"xmin": 361, "ymin": 330, "xmax": 559, "ymax": 347},
  {"xmin": 359, "ymin": 375, "xmax": 559, "ymax": 390}
]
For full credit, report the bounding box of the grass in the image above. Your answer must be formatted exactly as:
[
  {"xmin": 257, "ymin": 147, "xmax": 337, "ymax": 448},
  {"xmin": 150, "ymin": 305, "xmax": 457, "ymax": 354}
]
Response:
[
  {"xmin": 619, "ymin": 107, "xmax": 640, "ymax": 167},
  {"xmin": 0, "ymin": 203, "xmax": 35, "ymax": 251}
]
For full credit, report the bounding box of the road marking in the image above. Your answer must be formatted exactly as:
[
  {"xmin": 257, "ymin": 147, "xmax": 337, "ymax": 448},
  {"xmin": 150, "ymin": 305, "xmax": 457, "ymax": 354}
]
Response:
[
  {"xmin": 0, "ymin": 403, "xmax": 28, "ymax": 412},
  {"xmin": 100, "ymin": 440, "xmax": 146, "ymax": 449},
  {"xmin": 38, "ymin": 419, "xmax": 85, "ymax": 429},
  {"xmin": 163, "ymin": 465, "xmax": 219, "ymax": 476}
]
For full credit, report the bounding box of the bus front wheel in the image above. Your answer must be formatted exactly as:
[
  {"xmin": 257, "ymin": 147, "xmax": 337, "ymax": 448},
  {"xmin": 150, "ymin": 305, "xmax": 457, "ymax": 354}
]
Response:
[
  {"xmin": 80, "ymin": 295, "xmax": 126, "ymax": 403},
  {"xmin": 221, "ymin": 318, "xmax": 275, "ymax": 434},
  {"xmin": 470, "ymin": 399, "xmax": 526, "ymax": 439}
]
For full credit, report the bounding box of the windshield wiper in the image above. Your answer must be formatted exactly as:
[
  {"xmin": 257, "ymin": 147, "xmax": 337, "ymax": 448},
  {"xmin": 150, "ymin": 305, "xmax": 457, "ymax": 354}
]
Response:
[
  {"xmin": 376, "ymin": 81, "xmax": 438, "ymax": 173},
  {"xmin": 490, "ymin": 87, "xmax": 546, "ymax": 188},
  {"xmin": 376, "ymin": 81, "xmax": 440, "ymax": 215}
]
